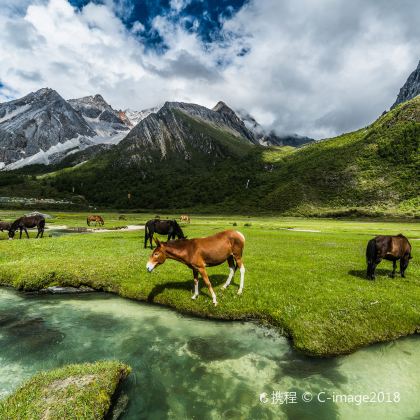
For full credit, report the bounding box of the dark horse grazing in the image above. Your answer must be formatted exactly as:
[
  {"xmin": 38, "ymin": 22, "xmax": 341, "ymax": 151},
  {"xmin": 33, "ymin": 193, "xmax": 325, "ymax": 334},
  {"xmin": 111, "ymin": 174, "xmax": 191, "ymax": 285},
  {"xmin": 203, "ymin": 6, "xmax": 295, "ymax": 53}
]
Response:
[
  {"xmin": 9, "ymin": 215, "xmax": 45, "ymax": 239},
  {"xmin": 366, "ymin": 234, "xmax": 412, "ymax": 279},
  {"xmin": 87, "ymin": 215, "xmax": 104, "ymax": 226},
  {"xmin": 0, "ymin": 221, "xmax": 11, "ymax": 235},
  {"xmin": 144, "ymin": 219, "xmax": 185, "ymax": 249},
  {"xmin": 146, "ymin": 230, "xmax": 246, "ymax": 305}
]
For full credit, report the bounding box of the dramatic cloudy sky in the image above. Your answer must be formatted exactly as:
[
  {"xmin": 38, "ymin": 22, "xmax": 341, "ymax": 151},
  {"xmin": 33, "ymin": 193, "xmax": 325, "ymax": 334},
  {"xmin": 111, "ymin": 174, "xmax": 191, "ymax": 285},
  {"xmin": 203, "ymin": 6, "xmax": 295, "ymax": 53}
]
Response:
[{"xmin": 1, "ymin": 0, "xmax": 419, "ymax": 138}]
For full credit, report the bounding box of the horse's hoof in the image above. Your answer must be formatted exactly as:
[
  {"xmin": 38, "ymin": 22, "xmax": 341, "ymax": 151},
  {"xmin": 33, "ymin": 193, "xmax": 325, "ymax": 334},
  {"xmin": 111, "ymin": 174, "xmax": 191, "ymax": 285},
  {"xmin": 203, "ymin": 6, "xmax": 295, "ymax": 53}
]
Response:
[
  {"xmin": 191, "ymin": 295, "xmax": 198, "ymax": 300},
  {"xmin": 237, "ymin": 289, "xmax": 243, "ymax": 295},
  {"xmin": 213, "ymin": 301, "xmax": 218, "ymax": 306}
]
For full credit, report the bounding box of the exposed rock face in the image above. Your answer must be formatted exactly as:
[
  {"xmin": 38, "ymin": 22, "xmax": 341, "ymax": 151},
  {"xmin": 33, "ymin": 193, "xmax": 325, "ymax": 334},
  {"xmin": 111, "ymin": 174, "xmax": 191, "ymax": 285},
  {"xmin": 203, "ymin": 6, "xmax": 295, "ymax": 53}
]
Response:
[
  {"xmin": 68, "ymin": 94, "xmax": 130, "ymax": 143},
  {"xmin": 392, "ymin": 60, "xmax": 420, "ymax": 108},
  {"xmin": 119, "ymin": 101, "xmax": 257, "ymax": 165},
  {"xmin": 212, "ymin": 101, "xmax": 257, "ymax": 144},
  {"xmin": 0, "ymin": 88, "xmax": 95, "ymax": 168}
]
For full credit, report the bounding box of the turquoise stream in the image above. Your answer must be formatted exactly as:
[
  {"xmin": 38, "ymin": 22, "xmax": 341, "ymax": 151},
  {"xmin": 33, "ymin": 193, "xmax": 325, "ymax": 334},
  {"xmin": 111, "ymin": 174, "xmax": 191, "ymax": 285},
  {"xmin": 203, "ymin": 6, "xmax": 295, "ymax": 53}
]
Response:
[{"xmin": 0, "ymin": 288, "xmax": 419, "ymax": 419}]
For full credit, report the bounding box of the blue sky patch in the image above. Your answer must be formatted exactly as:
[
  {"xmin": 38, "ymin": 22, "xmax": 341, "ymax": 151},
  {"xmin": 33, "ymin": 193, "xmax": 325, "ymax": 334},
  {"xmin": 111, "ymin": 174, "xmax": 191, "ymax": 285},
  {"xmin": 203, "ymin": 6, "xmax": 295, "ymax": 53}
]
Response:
[{"xmin": 69, "ymin": 0, "xmax": 248, "ymax": 51}]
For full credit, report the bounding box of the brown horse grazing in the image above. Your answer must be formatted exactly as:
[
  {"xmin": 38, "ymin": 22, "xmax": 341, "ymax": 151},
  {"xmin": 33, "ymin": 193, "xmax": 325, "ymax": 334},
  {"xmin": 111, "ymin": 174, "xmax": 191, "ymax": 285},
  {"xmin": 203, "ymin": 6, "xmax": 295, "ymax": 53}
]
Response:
[
  {"xmin": 87, "ymin": 215, "xmax": 104, "ymax": 226},
  {"xmin": 180, "ymin": 215, "xmax": 190, "ymax": 223},
  {"xmin": 366, "ymin": 234, "xmax": 412, "ymax": 280},
  {"xmin": 146, "ymin": 230, "xmax": 245, "ymax": 305},
  {"xmin": 9, "ymin": 215, "xmax": 45, "ymax": 239}
]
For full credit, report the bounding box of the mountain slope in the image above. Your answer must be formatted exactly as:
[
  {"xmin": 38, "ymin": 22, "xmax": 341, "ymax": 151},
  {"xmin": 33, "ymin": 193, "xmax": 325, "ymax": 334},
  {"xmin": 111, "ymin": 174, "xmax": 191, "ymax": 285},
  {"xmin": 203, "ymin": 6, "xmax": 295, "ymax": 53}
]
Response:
[
  {"xmin": 117, "ymin": 101, "xmax": 256, "ymax": 165},
  {"xmin": 254, "ymin": 96, "xmax": 420, "ymax": 213},
  {"xmin": 0, "ymin": 88, "xmax": 96, "ymax": 168},
  {"xmin": 392, "ymin": 60, "xmax": 420, "ymax": 108},
  {"xmin": 46, "ymin": 96, "xmax": 419, "ymax": 214}
]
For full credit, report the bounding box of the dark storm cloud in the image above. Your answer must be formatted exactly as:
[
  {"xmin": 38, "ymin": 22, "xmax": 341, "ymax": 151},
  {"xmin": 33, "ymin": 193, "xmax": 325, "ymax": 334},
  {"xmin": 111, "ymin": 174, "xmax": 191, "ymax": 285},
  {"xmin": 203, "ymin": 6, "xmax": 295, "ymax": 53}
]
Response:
[
  {"xmin": 149, "ymin": 50, "xmax": 222, "ymax": 81},
  {"xmin": 13, "ymin": 69, "xmax": 44, "ymax": 82},
  {"xmin": 4, "ymin": 20, "xmax": 46, "ymax": 50}
]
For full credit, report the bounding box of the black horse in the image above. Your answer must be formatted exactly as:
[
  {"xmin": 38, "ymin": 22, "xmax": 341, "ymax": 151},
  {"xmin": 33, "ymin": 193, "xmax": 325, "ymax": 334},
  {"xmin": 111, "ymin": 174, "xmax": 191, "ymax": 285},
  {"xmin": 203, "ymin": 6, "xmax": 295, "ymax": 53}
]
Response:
[
  {"xmin": 9, "ymin": 215, "xmax": 45, "ymax": 239},
  {"xmin": 144, "ymin": 219, "xmax": 185, "ymax": 249},
  {"xmin": 366, "ymin": 234, "xmax": 412, "ymax": 279},
  {"xmin": 0, "ymin": 221, "xmax": 11, "ymax": 237}
]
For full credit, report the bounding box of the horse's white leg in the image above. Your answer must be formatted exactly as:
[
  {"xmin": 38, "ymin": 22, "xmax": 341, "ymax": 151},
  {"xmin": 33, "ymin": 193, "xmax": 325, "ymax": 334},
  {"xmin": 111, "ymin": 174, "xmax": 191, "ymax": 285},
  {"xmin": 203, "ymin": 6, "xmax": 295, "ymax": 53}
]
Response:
[
  {"xmin": 192, "ymin": 270, "xmax": 199, "ymax": 300},
  {"xmin": 223, "ymin": 256, "xmax": 236, "ymax": 289},
  {"xmin": 238, "ymin": 265, "xmax": 245, "ymax": 294},
  {"xmin": 223, "ymin": 267, "xmax": 235, "ymax": 289},
  {"xmin": 199, "ymin": 268, "xmax": 217, "ymax": 305}
]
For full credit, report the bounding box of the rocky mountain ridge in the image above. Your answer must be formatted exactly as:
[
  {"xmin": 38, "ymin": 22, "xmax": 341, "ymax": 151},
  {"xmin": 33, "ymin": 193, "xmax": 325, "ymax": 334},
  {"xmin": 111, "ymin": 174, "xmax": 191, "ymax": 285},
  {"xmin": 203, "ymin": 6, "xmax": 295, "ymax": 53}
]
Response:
[
  {"xmin": 0, "ymin": 88, "xmax": 95, "ymax": 169},
  {"xmin": 392, "ymin": 60, "xmax": 420, "ymax": 108},
  {"xmin": 0, "ymin": 88, "xmax": 313, "ymax": 170}
]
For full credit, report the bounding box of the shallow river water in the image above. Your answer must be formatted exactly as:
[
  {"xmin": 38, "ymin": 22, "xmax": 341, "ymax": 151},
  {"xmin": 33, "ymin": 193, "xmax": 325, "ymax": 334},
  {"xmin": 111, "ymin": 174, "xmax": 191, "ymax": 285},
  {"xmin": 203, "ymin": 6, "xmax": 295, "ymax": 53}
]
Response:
[{"xmin": 0, "ymin": 288, "xmax": 419, "ymax": 419}]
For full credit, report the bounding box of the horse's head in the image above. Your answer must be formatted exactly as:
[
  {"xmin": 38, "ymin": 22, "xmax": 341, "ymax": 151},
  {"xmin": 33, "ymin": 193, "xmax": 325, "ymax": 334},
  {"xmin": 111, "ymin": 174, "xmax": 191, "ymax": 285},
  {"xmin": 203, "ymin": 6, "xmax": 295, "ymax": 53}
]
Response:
[
  {"xmin": 146, "ymin": 238, "xmax": 167, "ymax": 272},
  {"xmin": 173, "ymin": 221, "xmax": 186, "ymax": 239},
  {"xmin": 8, "ymin": 229, "xmax": 15, "ymax": 239}
]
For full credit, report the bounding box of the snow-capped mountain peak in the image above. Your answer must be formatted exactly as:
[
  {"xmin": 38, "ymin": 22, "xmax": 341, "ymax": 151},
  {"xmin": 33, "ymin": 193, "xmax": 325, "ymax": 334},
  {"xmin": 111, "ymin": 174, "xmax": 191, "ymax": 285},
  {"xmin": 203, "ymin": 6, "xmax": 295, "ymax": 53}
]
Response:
[
  {"xmin": 68, "ymin": 94, "xmax": 130, "ymax": 145},
  {"xmin": 0, "ymin": 88, "xmax": 95, "ymax": 168},
  {"xmin": 124, "ymin": 105, "xmax": 163, "ymax": 127}
]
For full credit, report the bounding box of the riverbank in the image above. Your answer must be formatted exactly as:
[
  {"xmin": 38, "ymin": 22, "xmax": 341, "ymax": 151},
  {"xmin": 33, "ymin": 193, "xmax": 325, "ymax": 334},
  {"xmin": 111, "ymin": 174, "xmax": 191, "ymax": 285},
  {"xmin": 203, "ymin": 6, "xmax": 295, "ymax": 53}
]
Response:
[
  {"xmin": 0, "ymin": 212, "xmax": 419, "ymax": 356},
  {"xmin": 0, "ymin": 361, "xmax": 131, "ymax": 419}
]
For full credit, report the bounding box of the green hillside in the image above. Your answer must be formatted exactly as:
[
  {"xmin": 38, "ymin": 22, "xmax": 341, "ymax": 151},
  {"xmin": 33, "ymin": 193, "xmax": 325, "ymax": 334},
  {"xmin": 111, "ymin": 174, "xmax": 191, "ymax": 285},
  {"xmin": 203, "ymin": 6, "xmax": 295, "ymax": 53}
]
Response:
[
  {"xmin": 2, "ymin": 97, "xmax": 419, "ymax": 216},
  {"xmin": 251, "ymin": 97, "xmax": 420, "ymax": 215}
]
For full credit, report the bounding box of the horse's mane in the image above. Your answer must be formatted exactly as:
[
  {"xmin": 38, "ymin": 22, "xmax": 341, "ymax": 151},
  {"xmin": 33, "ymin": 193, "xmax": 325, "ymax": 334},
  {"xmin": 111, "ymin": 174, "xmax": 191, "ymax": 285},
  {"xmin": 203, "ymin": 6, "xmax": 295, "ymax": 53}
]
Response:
[
  {"xmin": 10, "ymin": 218, "xmax": 22, "ymax": 229},
  {"xmin": 165, "ymin": 237, "xmax": 189, "ymax": 247}
]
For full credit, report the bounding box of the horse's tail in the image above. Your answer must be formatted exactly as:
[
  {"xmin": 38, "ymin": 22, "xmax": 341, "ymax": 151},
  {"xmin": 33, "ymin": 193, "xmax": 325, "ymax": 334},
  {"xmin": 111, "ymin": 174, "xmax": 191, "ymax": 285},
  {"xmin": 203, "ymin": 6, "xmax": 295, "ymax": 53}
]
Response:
[
  {"xmin": 366, "ymin": 239, "xmax": 377, "ymax": 262},
  {"xmin": 366, "ymin": 238, "xmax": 377, "ymax": 278},
  {"xmin": 144, "ymin": 222, "xmax": 149, "ymax": 248},
  {"xmin": 86, "ymin": 217, "xmax": 90, "ymax": 226}
]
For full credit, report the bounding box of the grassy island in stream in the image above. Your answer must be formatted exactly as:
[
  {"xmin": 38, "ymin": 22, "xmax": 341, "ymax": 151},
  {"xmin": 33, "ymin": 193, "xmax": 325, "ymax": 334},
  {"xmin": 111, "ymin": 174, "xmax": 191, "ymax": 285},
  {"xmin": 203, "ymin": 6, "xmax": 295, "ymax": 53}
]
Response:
[{"xmin": 0, "ymin": 361, "xmax": 131, "ymax": 419}]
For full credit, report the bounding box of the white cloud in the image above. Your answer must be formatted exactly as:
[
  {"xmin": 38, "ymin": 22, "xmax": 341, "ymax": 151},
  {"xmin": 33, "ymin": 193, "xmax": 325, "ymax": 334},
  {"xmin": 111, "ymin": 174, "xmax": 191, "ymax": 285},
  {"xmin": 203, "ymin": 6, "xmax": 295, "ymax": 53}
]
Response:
[
  {"xmin": 131, "ymin": 21, "xmax": 145, "ymax": 34},
  {"xmin": 1, "ymin": 0, "xmax": 420, "ymax": 139}
]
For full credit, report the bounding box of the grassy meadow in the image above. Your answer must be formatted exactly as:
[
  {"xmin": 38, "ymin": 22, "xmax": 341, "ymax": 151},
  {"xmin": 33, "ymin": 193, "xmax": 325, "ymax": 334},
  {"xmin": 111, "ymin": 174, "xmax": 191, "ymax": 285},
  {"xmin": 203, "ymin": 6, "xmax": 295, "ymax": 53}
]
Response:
[{"xmin": 0, "ymin": 211, "xmax": 419, "ymax": 356}]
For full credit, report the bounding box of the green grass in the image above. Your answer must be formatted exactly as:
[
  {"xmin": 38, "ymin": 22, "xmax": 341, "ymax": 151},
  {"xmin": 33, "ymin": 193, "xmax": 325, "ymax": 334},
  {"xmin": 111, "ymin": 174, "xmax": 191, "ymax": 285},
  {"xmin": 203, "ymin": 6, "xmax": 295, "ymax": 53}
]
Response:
[
  {"xmin": 0, "ymin": 211, "xmax": 419, "ymax": 356},
  {"xmin": 0, "ymin": 361, "xmax": 131, "ymax": 419}
]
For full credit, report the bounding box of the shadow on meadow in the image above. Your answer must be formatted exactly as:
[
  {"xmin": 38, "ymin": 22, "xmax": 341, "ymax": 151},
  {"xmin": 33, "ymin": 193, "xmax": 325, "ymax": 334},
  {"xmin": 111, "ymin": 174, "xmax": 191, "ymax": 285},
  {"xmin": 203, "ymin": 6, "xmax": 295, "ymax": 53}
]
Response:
[
  {"xmin": 348, "ymin": 268, "xmax": 393, "ymax": 280},
  {"xmin": 147, "ymin": 274, "xmax": 228, "ymax": 302}
]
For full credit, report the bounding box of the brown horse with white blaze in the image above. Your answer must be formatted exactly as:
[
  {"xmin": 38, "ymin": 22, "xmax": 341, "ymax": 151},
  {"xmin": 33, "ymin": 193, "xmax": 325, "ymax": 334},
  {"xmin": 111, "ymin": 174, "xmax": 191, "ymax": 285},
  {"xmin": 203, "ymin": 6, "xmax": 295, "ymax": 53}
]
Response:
[{"xmin": 146, "ymin": 230, "xmax": 245, "ymax": 305}]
